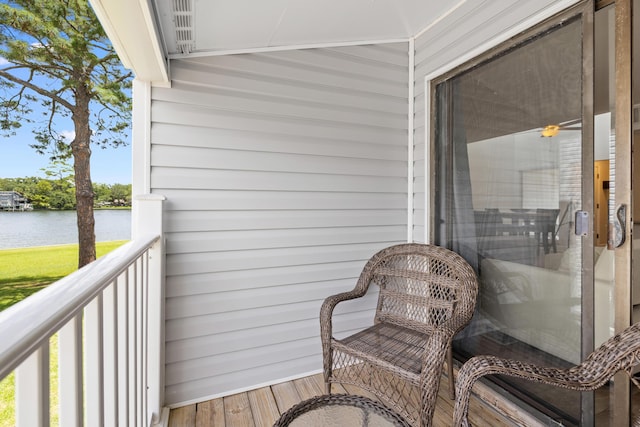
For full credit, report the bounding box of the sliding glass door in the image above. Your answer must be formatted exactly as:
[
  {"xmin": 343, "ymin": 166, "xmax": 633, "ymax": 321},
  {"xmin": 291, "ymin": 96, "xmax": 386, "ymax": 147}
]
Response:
[{"xmin": 431, "ymin": 2, "xmax": 595, "ymax": 424}]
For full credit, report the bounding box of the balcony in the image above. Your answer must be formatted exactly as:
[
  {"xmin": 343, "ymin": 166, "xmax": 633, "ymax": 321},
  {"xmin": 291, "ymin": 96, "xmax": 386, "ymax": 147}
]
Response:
[
  {"xmin": 0, "ymin": 193, "xmax": 526, "ymax": 427},
  {"xmin": 0, "ymin": 195, "xmax": 618, "ymax": 427}
]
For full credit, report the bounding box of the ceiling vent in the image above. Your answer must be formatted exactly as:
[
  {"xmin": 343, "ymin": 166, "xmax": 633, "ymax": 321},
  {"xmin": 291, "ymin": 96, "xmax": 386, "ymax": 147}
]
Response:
[{"xmin": 173, "ymin": 0, "xmax": 195, "ymax": 55}]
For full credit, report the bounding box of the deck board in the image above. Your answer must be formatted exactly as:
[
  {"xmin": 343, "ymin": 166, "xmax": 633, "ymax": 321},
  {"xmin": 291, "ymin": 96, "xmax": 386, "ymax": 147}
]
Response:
[
  {"xmin": 223, "ymin": 393, "xmax": 254, "ymax": 426},
  {"xmin": 168, "ymin": 372, "xmax": 519, "ymax": 427},
  {"xmin": 169, "ymin": 404, "xmax": 196, "ymax": 426},
  {"xmin": 247, "ymin": 386, "xmax": 280, "ymax": 427},
  {"xmin": 195, "ymin": 399, "xmax": 224, "ymax": 427},
  {"xmin": 292, "ymin": 375, "xmax": 323, "ymax": 398},
  {"xmin": 270, "ymin": 380, "xmax": 302, "ymax": 415}
]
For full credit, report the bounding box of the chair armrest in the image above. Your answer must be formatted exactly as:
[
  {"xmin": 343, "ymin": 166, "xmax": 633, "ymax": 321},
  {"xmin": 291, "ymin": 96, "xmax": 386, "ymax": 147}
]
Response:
[
  {"xmin": 319, "ymin": 288, "xmax": 369, "ymax": 344},
  {"xmin": 453, "ymin": 355, "xmax": 589, "ymax": 427}
]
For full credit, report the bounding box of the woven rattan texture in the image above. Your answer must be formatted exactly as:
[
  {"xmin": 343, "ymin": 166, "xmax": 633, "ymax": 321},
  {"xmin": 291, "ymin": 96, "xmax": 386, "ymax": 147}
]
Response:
[
  {"xmin": 320, "ymin": 244, "xmax": 479, "ymax": 427},
  {"xmin": 453, "ymin": 321, "xmax": 640, "ymax": 426},
  {"xmin": 273, "ymin": 393, "xmax": 411, "ymax": 426}
]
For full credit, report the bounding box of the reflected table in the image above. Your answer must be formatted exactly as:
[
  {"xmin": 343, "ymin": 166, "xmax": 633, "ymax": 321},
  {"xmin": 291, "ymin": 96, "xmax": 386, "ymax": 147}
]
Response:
[{"xmin": 273, "ymin": 394, "xmax": 410, "ymax": 427}]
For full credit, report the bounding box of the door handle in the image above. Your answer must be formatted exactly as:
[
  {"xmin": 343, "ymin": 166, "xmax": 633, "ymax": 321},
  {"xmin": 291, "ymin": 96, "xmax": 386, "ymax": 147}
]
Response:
[{"xmin": 608, "ymin": 204, "xmax": 626, "ymax": 249}]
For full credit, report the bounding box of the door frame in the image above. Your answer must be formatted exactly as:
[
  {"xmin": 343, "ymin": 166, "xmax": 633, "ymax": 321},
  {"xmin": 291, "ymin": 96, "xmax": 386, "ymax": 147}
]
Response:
[
  {"xmin": 425, "ymin": 1, "xmax": 597, "ymax": 424},
  {"xmin": 612, "ymin": 0, "xmax": 634, "ymax": 424}
]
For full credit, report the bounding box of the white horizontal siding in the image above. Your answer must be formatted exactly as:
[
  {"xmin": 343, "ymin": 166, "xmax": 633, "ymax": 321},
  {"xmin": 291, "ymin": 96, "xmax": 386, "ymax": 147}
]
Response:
[
  {"xmin": 164, "ymin": 295, "xmax": 377, "ymax": 343},
  {"xmin": 165, "ymin": 210, "xmax": 406, "ymax": 233},
  {"xmin": 411, "ymin": 0, "xmax": 580, "ymax": 243},
  {"xmin": 165, "ymin": 310, "xmax": 372, "ymax": 364},
  {"xmin": 152, "ymin": 123, "xmax": 405, "ymax": 160},
  {"xmin": 152, "ymin": 42, "xmax": 409, "ymax": 405},
  {"xmin": 165, "ymin": 226, "xmax": 406, "ymax": 254},
  {"xmin": 159, "ymin": 189, "xmax": 406, "ymax": 211},
  {"xmin": 152, "ymin": 145, "xmax": 406, "ymax": 176},
  {"xmin": 165, "ymin": 243, "xmax": 390, "ymax": 276},
  {"xmin": 168, "ymin": 354, "xmax": 320, "ymax": 408},
  {"xmin": 165, "ymin": 261, "xmax": 367, "ymax": 298}
]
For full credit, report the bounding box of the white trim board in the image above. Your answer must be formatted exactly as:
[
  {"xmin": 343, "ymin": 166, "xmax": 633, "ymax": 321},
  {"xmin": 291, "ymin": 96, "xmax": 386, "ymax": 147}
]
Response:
[
  {"xmin": 407, "ymin": 38, "xmax": 415, "ymax": 243},
  {"xmin": 167, "ymin": 38, "xmax": 411, "ymax": 59}
]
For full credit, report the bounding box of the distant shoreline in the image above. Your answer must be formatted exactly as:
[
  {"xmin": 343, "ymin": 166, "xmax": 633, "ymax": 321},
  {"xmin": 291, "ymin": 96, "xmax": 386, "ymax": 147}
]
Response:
[{"xmin": 1, "ymin": 207, "xmax": 131, "ymax": 211}]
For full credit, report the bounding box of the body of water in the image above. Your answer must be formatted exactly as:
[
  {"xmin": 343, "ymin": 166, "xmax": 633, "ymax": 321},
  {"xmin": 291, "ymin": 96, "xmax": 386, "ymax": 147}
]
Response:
[{"xmin": 0, "ymin": 210, "xmax": 131, "ymax": 249}]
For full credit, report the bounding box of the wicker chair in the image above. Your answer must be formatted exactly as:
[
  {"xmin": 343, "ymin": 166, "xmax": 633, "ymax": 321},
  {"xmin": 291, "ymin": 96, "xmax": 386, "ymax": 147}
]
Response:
[
  {"xmin": 453, "ymin": 322, "xmax": 640, "ymax": 426},
  {"xmin": 320, "ymin": 243, "xmax": 479, "ymax": 426}
]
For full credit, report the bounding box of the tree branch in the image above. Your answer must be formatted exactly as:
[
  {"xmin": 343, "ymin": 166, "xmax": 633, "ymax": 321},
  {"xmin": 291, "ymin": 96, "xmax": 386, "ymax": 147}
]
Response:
[{"xmin": 0, "ymin": 67, "xmax": 74, "ymax": 111}]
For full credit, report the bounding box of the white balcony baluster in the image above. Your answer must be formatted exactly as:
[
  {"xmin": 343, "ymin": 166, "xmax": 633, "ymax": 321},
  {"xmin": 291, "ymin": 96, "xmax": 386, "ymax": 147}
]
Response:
[
  {"xmin": 16, "ymin": 345, "xmax": 49, "ymax": 427},
  {"xmin": 59, "ymin": 315, "xmax": 83, "ymax": 427}
]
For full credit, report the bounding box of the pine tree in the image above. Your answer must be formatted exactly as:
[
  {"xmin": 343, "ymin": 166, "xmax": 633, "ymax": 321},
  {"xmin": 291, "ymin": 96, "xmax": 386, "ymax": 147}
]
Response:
[{"xmin": 0, "ymin": 0, "xmax": 132, "ymax": 267}]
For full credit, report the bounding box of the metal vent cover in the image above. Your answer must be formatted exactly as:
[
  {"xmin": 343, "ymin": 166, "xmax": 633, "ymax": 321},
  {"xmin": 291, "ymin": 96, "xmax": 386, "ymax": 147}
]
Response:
[{"xmin": 173, "ymin": 0, "xmax": 194, "ymax": 54}]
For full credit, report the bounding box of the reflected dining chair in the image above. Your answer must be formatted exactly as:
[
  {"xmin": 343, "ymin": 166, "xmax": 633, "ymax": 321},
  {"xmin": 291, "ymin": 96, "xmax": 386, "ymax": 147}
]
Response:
[{"xmin": 320, "ymin": 243, "xmax": 478, "ymax": 426}]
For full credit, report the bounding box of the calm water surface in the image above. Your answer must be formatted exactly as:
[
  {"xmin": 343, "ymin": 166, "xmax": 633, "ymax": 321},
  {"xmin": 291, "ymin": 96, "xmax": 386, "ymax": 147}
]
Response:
[{"xmin": 0, "ymin": 210, "xmax": 131, "ymax": 249}]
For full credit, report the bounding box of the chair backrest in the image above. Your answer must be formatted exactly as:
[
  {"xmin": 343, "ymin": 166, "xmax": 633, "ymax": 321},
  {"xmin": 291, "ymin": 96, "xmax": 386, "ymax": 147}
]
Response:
[{"xmin": 359, "ymin": 243, "xmax": 478, "ymax": 335}]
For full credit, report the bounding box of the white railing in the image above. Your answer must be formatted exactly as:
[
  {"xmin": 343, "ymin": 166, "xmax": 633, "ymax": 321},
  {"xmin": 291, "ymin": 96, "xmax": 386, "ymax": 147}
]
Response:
[{"xmin": 0, "ymin": 197, "xmax": 167, "ymax": 427}]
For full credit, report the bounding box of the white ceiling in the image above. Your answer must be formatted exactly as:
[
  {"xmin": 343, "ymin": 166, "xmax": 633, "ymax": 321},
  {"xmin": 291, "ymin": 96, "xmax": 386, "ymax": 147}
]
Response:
[
  {"xmin": 90, "ymin": 0, "xmax": 587, "ymax": 85},
  {"xmin": 154, "ymin": 0, "xmax": 462, "ymax": 56}
]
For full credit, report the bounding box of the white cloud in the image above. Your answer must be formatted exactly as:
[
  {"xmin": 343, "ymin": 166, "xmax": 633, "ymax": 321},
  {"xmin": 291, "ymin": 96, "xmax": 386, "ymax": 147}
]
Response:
[
  {"xmin": 60, "ymin": 130, "xmax": 75, "ymax": 142},
  {"xmin": 0, "ymin": 57, "xmax": 9, "ymax": 66}
]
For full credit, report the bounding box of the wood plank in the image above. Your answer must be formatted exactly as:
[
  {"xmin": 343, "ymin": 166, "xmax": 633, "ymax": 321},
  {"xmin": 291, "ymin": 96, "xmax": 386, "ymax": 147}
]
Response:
[
  {"xmin": 224, "ymin": 392, "xmax": 255, "ymax": 426},
  {"xmin": 247, "ymin": 386, "xmax": 280, "ymax": 427},
  {"xmin": 432, "ymin": 381, "xmax": 455, "ymax": 427},
  {"xmin": 169, "ymin": 372, "xmax": 538, "ymax": 426},
  {"xmin": 308, "ymin": 373, "xmax": 331, "ymax": 394},
  {"xmin": 168, "ymin": 404, "xmax": 196, "ymax": 427},
  {"xmin": 327, "ymin": 381, "xmax": 349, "ymax": 394},
  {"xmin": 292, "ymin": 375, "xmax": 323, "ymax": 400},
  {"xmin": 271, "ymin": 380, "xmax": 302, "ymax": 414},
  {"xmin": 195, "ymin": 399, "xmax": 224, "ymax": 427}
]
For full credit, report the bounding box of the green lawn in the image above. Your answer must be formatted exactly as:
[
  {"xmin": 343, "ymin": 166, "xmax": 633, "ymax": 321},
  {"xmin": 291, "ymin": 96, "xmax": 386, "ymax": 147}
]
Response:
[
  {"xmin": 0, "ymin": 241, "xmax": 128, "ymax": 427},
  {"xmin": 0, "ymin": 241, "xmax": 127, "ymax": 311}
]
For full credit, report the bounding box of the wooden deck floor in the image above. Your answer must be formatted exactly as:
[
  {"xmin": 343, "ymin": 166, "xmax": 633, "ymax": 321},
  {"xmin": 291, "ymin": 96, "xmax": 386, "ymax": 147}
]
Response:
[{"xmin": 167, "ymin": 372, "xmax": 514, "ymax": 427}]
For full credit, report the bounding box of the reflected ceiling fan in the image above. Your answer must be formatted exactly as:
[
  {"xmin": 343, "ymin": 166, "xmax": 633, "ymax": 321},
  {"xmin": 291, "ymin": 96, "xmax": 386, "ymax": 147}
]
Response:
[{"xmin": 539, "ymin": 118, "xmax": 581, "ymax": 137}]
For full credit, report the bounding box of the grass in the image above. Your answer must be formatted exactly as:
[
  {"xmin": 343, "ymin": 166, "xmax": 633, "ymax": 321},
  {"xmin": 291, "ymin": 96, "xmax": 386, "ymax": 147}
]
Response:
[
  {"xmin": 0, "ymin": 241, "xmax": 127, "ymax": 311},
  {"xmin": 0, "ymin": 240, "xmax": 128, "ymax": 427}
]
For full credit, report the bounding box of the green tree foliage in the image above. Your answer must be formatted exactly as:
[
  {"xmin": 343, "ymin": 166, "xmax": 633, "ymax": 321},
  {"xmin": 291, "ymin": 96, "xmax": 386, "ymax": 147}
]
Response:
[
  {"xmin": 41, "ymin": 159, "xmax": 74, "ymax": 209},
  {"xmin": 0, "ymin": 176, "xmax": 130, "ymax": 209},
  {"xmin": 93, "ymin": 182, "xmax": 111, "ymax": 206},
  {"xmin": 109, "ymin": 183, "xmax": 130, "ymax": 205},
  {"xmin": 32, "ymin": 179, "xmax": 53, "ymax": 209},
  {"xmin": 0, "ymin": 0, "xmax": 132, "ymax": 267},
  {"xmin": 94, "ymin": 182, "xmax": 131, "ymax": 206}
]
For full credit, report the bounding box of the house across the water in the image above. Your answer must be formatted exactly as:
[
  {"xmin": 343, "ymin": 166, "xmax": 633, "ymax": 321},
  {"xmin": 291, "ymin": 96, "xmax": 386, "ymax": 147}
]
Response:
[{"xmin": 0, "ymin": 191, "xmax": 31, "ymax": 211}]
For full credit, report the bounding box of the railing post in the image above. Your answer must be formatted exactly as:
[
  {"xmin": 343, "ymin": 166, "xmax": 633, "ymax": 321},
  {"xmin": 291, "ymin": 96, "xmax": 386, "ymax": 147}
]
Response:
[
  {"xmin": 85, "ymin": 295, "xmax": 104, "ymax": 426},
  {"xmin": 15, "ymin": 345, "xmax": 50, "ymax": 427},
  {"xmin": 59, "ymin": 315, "xmax": 83, "ymax": 427},
  {"xmin": 134, "ymin": 194, "xmax": 165, "ymax": 426}
]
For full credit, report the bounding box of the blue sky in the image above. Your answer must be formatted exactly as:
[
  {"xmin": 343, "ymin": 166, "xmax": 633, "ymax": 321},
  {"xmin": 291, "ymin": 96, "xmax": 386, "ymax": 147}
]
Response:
[
  {"xmin": 0, "ymin": 125, "xmax": 132, "ymax": 185},
  {"xmin": 0, "ymin": 56, "xmax": 132, "ymax": 185}
]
